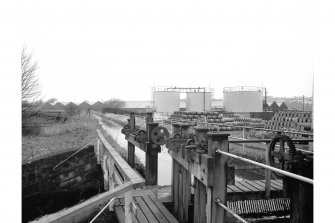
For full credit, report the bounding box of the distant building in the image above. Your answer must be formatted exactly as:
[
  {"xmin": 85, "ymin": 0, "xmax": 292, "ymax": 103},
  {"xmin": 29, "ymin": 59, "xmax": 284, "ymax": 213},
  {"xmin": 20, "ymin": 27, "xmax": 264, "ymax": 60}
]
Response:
[
  {"xmin": 40, "ymin": 102, "xmax": 56, "ymax": 111},
  {"xmin": 263, "ymin": 101, "xmax": 270, "ymax": 111},
  {"xmin": 123, "ymin": 101, "xmax": 152, "ymax": 113},
  {"xmin": 78, "ymin": 101, "xmax": 91, "ymax": 110},
  {"xmin": 91, "ymin": 101, "xmax": 103, "ymax": 111},
  {"xmin": 54, "ymin": 102, "xmax": 66, "ymax": 110},
  {"xmin": 269, "ymin": 101, "xmax": 280, "ymax": 112},
  {"xmin": 279, "ymin": 102, "xmax": 288, "ymax": 111}
]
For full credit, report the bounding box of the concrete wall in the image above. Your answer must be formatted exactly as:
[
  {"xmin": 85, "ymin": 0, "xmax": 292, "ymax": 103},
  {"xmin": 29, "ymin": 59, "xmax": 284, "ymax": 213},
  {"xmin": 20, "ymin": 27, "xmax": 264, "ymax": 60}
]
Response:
[
  {"xmin": 223, "ymin": 91, "xmax": 263, "ymax": 112},
  {"xmin": 153, "ymin": 91, "xmax": 180, "ymax": 113},
  {"xmin": 186, "ymin": 92, "xmax": 211, "ymax": 112}
]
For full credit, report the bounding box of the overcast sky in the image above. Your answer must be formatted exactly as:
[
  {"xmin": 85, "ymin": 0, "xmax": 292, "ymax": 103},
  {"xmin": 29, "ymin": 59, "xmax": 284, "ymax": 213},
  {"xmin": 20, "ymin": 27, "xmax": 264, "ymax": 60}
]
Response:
[{"xmin": 20, "ymin": 0, "xmax": 314, "ymax": 103}]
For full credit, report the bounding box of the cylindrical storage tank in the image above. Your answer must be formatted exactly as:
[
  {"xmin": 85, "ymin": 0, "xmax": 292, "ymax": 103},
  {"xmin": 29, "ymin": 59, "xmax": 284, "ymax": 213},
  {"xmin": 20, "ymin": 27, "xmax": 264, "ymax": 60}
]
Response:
[
  {"xmin": 223, "ymin": 87, "xmax": 263, "ymax": 112},
  {"xmin": 153, "ymin": 91, "xmax": 180, "ymax": 113},
  {"xmin": 186, "ymin": 92, "xmax": 211, "ymax": 112}
]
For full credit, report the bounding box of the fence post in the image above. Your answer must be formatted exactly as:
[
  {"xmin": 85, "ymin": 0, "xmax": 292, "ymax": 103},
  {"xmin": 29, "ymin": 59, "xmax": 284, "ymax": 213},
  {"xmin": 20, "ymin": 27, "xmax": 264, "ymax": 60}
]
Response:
[
  {"xmin": 108, "ymin": 157, "xmax": 115, "ymax": 211},
  {"xmin": 128, "ymin": 112, "xmax": 135, "ymax": 168},
  {"xmin": 207, "ymin": 132, "xmax": 230, "ymax": 223},
  {"xmin": 102, "ymin": 155, "xmax": 109, "ymax": 191},
  {"xmin": 96, "ymin": 139, "xmax": 100, "ymax": 164},
  {"xmin": 124, "ymin": 190, "xmax": 133, "ymax": 223},
  {"xmin": 145, "ymin": 113, "xmax": 158, "ymax": 185},
  {"xmin": 265, "ymin": 142, "xmax": 271, "ymax": 199}
]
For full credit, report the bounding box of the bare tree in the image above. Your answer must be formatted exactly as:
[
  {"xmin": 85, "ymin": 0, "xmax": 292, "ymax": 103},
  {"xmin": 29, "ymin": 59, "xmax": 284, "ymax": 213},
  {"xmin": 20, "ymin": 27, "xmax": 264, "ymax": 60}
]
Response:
[
  {"xmin": 21, "ymin": 47, "xmax": 41, "ymax": 114},
  {"xmin": 104, "ymin": 98, "xmax": 125, "ymax": 113}
]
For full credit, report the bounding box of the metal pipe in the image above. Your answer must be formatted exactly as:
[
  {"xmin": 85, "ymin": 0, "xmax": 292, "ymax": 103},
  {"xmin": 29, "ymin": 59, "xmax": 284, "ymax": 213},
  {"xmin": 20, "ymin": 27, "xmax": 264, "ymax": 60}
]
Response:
[
  {"xmin": 53, "ymin": 140, "xmax": 94, "ymax": 170},
  {"xmin": 229, "ymin": 139, "xmax": 313, "ymax": 143},
  {"xmin": 216, "ymin": 150, "xmax": 314, "ymax": 185},
  {"xmin": 89, "ymin": 198, "xmax": 115, "ymax": 223},
  {"xmin": 240, "ymin": 126, "xmax": 313, "ymax": 136},
  {"xmin": 215, "ymin": 199, "xmax": 248, "ymax": 223},
  {"xmin": 228, "ymin": 136, "xmax": 313, "ymax": 143}
]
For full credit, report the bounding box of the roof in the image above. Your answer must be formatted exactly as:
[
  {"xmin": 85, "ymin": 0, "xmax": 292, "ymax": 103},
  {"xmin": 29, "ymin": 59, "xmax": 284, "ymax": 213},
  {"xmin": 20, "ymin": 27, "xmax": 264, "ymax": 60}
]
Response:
[
  {"xmin": 54, "ymin": 102, "xmax": 66, "ymax": 110},
  {"xmin": 40, "ymin": 102, "xmax": 56, "ymax": 110},
  {"xmin": 78, "ymin": 101, "xmax": 91, "ymax": 109},
  {"xmin": 65, "ymin": 102, "xmax": 79, "ymax": 108},
  {"xmin": 270, "ymin": 101, "xmax": 279, "ymax": 109}
]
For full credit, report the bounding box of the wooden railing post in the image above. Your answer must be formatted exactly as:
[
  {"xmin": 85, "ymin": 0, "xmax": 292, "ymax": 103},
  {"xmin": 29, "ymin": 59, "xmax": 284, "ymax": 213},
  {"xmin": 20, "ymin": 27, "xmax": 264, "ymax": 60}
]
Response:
[
  {"xmin": 194, "ymin": 177, "xmax": 207, "ymax": 223},
  {"xmin": 265, "ymin": 142, "xmax": 271, "ymax": 199},
  {"xmin": 145, "ymin": 113, "xmax": 158, "ymax": 185},
  {"xmin": 124, "ymin": 190, "xmax": 133, "ymax": 223},
  {"xmin": 180, "ymin": 123, "xmax": 191, "ymax": 139},
  {"xmin": 194, "ymin": 127, "xmax": 209, "ymax": 142},
  {"xmin": 207, "ymin": 132, "xmax": 230, "ymax": 223},
  {"xmin": 128, "ymin": 113, "xmax": 135, "ymax": 168},
  {"xmin": 96, "ymin": 139, "xmax": 100, "ymax": 164},
  {"xmin": 172, "ymin": 123, "xmax": 181, "ymax": 136}
]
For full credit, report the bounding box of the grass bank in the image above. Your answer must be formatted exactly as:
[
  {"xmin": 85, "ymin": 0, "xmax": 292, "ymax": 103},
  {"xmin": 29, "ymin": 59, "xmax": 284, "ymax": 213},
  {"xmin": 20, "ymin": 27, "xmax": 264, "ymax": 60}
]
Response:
[{"xmin": 22, "ymin": 113, "xmax": 99, "ymax": 164}]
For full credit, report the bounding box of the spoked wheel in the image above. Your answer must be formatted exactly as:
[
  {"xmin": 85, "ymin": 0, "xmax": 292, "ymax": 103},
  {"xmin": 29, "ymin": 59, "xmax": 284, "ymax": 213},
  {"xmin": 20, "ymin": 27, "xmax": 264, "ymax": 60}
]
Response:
[{"xmin": 267, "ymin": 134, "xmax": 297, "ymax": 177}]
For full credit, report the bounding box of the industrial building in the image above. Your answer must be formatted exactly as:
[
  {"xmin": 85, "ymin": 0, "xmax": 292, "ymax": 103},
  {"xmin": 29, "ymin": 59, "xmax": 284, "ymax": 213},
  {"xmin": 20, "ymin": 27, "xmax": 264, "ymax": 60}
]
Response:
[
  {"xmin": 152, "ymin": 86, "xmax": 213, "ymax": 114},
  {"xmin": 223, "ymin": 86, "xmax": 264, "ymax": 113}
]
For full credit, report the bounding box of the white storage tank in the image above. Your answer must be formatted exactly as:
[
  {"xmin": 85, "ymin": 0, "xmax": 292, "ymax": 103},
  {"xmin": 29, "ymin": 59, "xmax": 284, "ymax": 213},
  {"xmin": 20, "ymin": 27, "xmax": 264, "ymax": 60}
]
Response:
[
  {"xmin": 186, "ymin": 92, "xmax": 211, "ymax": 112},
  {"xmin": 153, "ymin": 91, "xmax": 180, "ymax": 113},
  {"xmin": 223, "ymin": 87, "xmax": 263, "ymax": 112}
]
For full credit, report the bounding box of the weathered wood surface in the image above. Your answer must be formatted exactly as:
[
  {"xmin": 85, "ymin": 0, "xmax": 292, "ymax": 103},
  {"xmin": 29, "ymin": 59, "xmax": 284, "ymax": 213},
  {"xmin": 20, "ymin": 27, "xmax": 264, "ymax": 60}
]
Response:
[
  {"xmin": 31, "ymin": 182, "xmax": 135, "ymax": 223},
  {"xmin": 193, "ymin": 178, "xmax": 207, "ymax": 223},
  {"xmin": 97, "ymin": 130, "xmax": 144, "ymax": 185},
  {"xmin": 114, "ymin": 189, "xmax": 178, "ymax": 223},
  {"xmin": 207, "ymin": 132, "xmax": 230, "ymax": 223},
  {"xmin": 168, "ymin": 147, "xmax": 214, "ymax": 187}
]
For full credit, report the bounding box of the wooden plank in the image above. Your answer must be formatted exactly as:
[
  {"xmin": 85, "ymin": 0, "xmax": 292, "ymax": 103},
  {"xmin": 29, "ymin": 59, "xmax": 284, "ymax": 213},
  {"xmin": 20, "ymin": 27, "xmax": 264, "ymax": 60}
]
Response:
[
  {"xmin": 181, "ymin": 165, "xmax": 191, "ymax": 223},
  {"xmin": 145, "ymin": 149, "xmax": 158, "ymax": 185},
  {"xmin": 169, "ymin": 148, "xmax": 214, "ymax": 187},
  {"xmin": 128, "ymin": 114, "xmax": 136, "ymax": 168},
  {"xmin": 238, "ymin": 181, "xmax": 259, "ymax": 192},
  {"xmin": 35, "ymin": 182, "xmax": 134, "ymax": 223},
  {"xmin": 142, "ymin": 195, "xmax": 169, "ymax": 223},
  {"xmin": 126, "ymin": 134, "xmax": 147, "ymax": 152},
  {"xmin": 178, "ymin": 166, "xmax": 183, "ymax": 221},
  {"xmin": 273, "ymin": 179, "xmax": 283, "ymax": 187},
  {"xmin": 234, "ymin": 181, "xmax": 252, "ymax": 192},
  {"xmin": 243, "ymin": 180, "xmax": 264, "ymax": 191},
  {"xmin": 251, "ymin": 180, "xmax": 266, "ymax": 190},
  {"xmin": 128, "ymin": 142, "xmax": 135, "ymax": 168},
  {"xmin": 115, "ymin": 198, "xmax": 126, "ymax": 223},
  {"xmin": 193, "ymin": 178, "xmax": 207, "ymax": 223},
  {"xmin": 254, "ymin": 180, "xmax": 281, "ymax": 190},
  {"xmin": 134, "ymin": 196, "xmax": 159, "ymax": 223},
  {"xmin": 124, "ymin": 190, "xmax": 133, "ymax": 223},
  {"xmin": 131, "ymin": 196, "xmax": 150, "ymax": 223},
  {"xmin": 227, "ymin": 185, "xmax": 244, "ymax": 193},
  {"xmin": 148, "ymin": 194, "xmax": 179, "ymax": 223},
  {"xmin": 117, "ymin": 197, "xmax": 140, "ymax": 223},
  {"xmin": 207, "ymin": 132, "xmax": 230, "ymax": 223},
  {"xmin": 97, "ymin": 130, "xmax": 144, "ymax": 186},
  {"xmin": 172, "ymin": 160, "xmax": 179, "ymax": 216},
  {"xmin": 260, "ymin": 180, "xmax": 282, "ymax": 190}
]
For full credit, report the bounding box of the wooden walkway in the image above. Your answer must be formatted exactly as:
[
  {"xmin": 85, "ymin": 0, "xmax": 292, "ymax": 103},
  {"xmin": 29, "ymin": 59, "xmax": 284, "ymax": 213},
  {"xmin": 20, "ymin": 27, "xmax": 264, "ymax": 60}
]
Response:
[
  {"xmin": 114, "ymin": 189, "xmax": 178, "ymax": 223},
  {"xmin": 228, "ymin": 179, "xmax": 282, "ymax": 193},
  {"xmin": 227, "ymin": 179, "xmax": 283, "ymax": 201}
]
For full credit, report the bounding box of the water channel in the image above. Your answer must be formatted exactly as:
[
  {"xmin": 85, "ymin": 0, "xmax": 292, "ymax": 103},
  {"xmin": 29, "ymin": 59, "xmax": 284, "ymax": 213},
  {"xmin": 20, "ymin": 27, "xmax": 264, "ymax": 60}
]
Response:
[{"xmin": 96, "ymin": 115, "xmax": 264, "ymax": 185}]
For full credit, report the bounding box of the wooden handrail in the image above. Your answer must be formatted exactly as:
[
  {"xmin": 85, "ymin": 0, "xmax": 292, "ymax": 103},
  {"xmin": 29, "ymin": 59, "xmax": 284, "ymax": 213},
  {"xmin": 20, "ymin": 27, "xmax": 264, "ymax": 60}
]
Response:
[
  {"xmin": 97, "ymin": 129, "xmax": 144, "ymax": 185},
  {"xmin": 31, "ymin": 182, "xmax": 134, "ymax": 223}
]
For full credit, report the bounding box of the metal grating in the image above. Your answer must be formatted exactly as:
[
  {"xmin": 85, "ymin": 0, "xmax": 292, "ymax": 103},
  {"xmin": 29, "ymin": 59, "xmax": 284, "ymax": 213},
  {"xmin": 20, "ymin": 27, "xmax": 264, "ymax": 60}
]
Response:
[{"xmin": 227, "ymin": 198, "xmax": 290, "ymax": 215}]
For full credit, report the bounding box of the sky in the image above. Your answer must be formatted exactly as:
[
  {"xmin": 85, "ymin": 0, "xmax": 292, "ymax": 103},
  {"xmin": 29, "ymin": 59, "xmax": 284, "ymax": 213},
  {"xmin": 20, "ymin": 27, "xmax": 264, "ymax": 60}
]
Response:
[{"xmin": 19, "ymin": 0, "xmax": 315, "ymax": 103}]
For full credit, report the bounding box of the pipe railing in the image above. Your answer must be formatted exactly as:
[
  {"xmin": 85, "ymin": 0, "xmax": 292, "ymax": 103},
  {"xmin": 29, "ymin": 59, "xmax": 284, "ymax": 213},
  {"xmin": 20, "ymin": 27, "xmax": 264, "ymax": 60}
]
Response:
[
  {"xmin": 216, "ymin": 149, "xmax": 313, "ymax": 185},
  {"xmin": 215, "ymin": 199, "xmax": 248, "ymax": 223}
]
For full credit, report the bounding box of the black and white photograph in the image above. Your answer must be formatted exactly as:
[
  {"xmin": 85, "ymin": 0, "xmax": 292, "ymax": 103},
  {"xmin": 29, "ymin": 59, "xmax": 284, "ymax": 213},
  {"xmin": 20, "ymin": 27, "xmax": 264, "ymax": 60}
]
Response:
[{"xmin": 1, "ymin": 0, "xmax": 334, "ymax": 222}]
